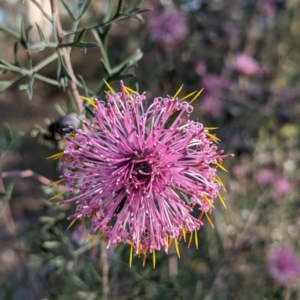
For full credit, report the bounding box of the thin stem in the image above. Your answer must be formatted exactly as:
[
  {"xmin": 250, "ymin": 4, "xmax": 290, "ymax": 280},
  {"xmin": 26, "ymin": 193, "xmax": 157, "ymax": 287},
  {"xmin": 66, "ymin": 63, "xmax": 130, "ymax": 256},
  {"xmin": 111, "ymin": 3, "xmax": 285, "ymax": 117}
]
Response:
[
  {"xmin": 64, "ymin": 15, "xmax": 131, "ymax": 37},
  {"xmin": 100, "ymin": 240, "xmax": 110, "ymax": 299},
  {"xmin": 67, "ymin": 20, "xmax": 79, "ymax": 55},
  {"xmin": 50, "ymin": 0, "xmax": 83, "ymax": 114},
  {"xmin": 35, "ymin": 73, "xmax": 59, "ymax": 85},
  {"xmin": 0, "ymin": 178, "xmax": 16, "ymax": 236},
  {"xmin": 1, "ymin": 169, "xmax": 66, "ymax": 191},
  {"xmin": 32, "ymin": 52, "xmax": 58, "ymax": 72}
]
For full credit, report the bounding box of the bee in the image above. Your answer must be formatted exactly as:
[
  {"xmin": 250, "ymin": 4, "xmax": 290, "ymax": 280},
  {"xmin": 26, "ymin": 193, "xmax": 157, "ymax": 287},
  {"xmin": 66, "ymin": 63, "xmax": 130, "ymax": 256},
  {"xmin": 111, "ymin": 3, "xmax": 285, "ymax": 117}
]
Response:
[{"xmin": 44, "ymin": 113, "xmax": 80, "ymax": 142}]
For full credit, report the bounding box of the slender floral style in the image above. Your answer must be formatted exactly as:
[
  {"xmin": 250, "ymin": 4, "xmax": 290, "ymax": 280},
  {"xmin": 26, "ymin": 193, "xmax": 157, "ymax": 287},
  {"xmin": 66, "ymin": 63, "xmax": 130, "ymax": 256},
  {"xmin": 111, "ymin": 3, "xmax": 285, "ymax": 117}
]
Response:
[{"xmin": 54, "ymin": 82, "xmax": 231, "ymax": 266}]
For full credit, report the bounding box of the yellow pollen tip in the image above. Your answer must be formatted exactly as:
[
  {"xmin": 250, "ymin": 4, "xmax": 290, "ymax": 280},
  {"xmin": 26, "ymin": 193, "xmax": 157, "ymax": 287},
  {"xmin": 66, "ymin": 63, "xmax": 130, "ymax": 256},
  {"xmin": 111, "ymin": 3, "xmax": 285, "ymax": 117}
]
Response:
[
  {"xmin": 49, "ymin": 191, "xmax": 64, "ymax": 201},
  {"xmin": 216, "ymin": 162, "xmax": 228, "ymax": 173},
  {"xmin": 143, "ymin": 254, "xmax": 147, "ymax": 267},
  {"xmin": 189, "ymin": 88, "xmax": 204, "ymax": 104},
  {"xmin": 80, "ymin": 95, "xmax": 97, "ymax": 108},
  {"xmin": 180, "ymin": 90, "xmax": 197, "ymax": 102},
  {"xmin": 206, "ymin": 133, "xmax": 221, "ymax": 142},
  {"xmin": 203, "ymin": 194, "xmax": 215, "ymax": 209},
  {"xmin": 47, "ymin": 178, "xmax": 64, "ymax": 186},
  {"xmin": 214, "ymin": 176, "xmax": 226, "ymax": 191},
  {"xmin": 67, "ymin": 217, "xmax": 77, "ymax": 229},
  {"xmin": 182, "ymin": 227, "xmax": 186, "ymax": 242},
  {"xmin": 90, "ymin": 234, "xmax": 99, "ymax": 248},
  {"xmin": 218, "ymin": 193, "xmax": 227, "ymax": 209},
  {"xmin": 124, "ymin": 86, "xmax": 139, "ymax": 95},
  {"xmin": 152, "ymin": 249, "xmax": 156, "ymax": 269},
  {"xmin": 173, "ymin": 84, "xmax": 184, "ymax": 98},
  {"xmin": 126, "ymin": 239, "xmax": 134, "ymax": 247},
  {"xmin": 175, "ymin": 239, "xmax": 180, "ymax": 258},
  {"xmin": 205, "ymin": 127, "xmax": 218, "ymax": 130},
  {"xmin": 205, "ymin": 212, "xmax": 215, "ymax": 228},
  {"xmin": 103, "ymin": 79, "xmax": 115, "ymax": 93},
  {"xmin": 195, "ymin": 230, "xmax": 198, "ymax": 249},
  {"xmin": 129, "ymin": 245, "xmax": 133, "ymax": 268},
  {"xmin": 47, "ymin": 152, "xmax": 64, "ymax": 160},
  {"xmin": 188, "ymin": 231, "xmax": 193, "ymax": 248},
  {"xmin": 124, "ymin": 89, "xmax": 133, "ymax": 100},
  {"xmin": 86, "ymin": 234, "xmax": 92, "ymax": 243},
  {"xmin": 166, "ymin": 236, "xmax": 169, "ymax": 253}
]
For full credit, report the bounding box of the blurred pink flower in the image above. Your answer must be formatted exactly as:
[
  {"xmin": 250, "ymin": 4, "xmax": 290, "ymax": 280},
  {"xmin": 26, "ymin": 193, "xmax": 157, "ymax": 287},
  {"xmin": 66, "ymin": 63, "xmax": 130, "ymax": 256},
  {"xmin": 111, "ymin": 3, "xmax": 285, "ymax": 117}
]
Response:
[
  {"xmin": 148, "ymin": 10, "xmax": 188, "ymax": 47},
  {"xmin": 202, "ymin": 75, "xmax": 232, "ymax": 92},
  {"xmin": 200, "ymin": 95, "xmax": 223, "ymax": 118},
  {"xmin": 273, "ymin": 177, "xmax": 292, "ymax": 195},
  {"xmin": 232, "ymin": 164, "xmax": 246, "ymax": 178},
  {"xmin": 199, "ymin": 75, "xmax": 231, "ymax": 118},
  {"xmin": 267, "ymin": 245, "xmax": 300, "ymax": 285},
  {"xmin": 232, "ymin": 53, "xmax": 262, "ymax": 76},
  {"xmin": 259, "ymin": 0, "xmax": 276, "ymax": 16},
  {"xmin": 195, "ymin": 61, "xmax": 207, "ymax": 76},
  {"xmin": 256, "ymin": 168, "xmax": 275, "ymax": 186}
]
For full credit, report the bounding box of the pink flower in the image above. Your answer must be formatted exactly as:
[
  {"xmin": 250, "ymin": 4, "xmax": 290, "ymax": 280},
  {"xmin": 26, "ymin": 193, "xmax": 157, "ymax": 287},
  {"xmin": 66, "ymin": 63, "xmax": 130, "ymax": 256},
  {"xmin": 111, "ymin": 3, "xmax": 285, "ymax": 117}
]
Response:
[
  {"xmin": 232, "ymin": 165, "xmax": 246, "ymax": 178},
  {"xmin": 148, "ymin": 10, "xmax": 188, "ymax": 47},
  {"xmin": 59, "ymin": 82, "xmax": 231, "ymax": 262},
  {"xmin": 273, "ymin": 177, "xmax": 292, "ymax": 195},
  {"xmin": 259, "ymin": 0, "xmax": 277, "ymax": 16},
  {"xmin": 232, "ymin": 53, "xmax": 262, "ymax": 76},
  {"xmin": 199, "ymin": 75, "xmax": 231, "ymax": 118},
  {"xmin": 195, "ymin": 61, "xmax": 207, "ymax": 76},
  {"xmin": 200, "ymin": 95, "xmax": 223, "ymax": 118},
  {"xmin": 202, "ymin": 75, "xmax": 231, "ymax": 92},
  {"xmin": 256, "ymin": 168, "xmax": 275, "ymax": 186},
  {"xmin": 267, "ymin": 245, "xmax": 300, "ymax": 285}
]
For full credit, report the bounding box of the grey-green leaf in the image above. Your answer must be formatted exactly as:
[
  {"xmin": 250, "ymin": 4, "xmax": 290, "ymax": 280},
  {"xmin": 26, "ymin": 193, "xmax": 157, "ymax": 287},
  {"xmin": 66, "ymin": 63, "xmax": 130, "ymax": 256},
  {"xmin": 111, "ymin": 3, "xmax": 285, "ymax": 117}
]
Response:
[{"xmin": 18, "ymin": 75, "xmax": 35, "ymax": 99}]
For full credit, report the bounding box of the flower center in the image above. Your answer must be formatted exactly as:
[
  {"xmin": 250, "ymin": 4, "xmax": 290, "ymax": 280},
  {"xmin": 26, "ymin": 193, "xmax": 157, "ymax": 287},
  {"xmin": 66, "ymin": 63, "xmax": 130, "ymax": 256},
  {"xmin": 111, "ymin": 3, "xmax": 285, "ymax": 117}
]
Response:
[{"xmin": 132, "ymin": 161, "xmax": 152, "ymax": 182}]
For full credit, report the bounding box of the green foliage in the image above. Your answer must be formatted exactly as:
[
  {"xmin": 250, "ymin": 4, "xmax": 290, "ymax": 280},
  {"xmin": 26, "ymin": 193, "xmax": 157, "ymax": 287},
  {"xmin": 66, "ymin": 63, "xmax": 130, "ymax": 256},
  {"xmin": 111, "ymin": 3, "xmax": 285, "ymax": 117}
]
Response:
[{"xmin": 0, "ymin": 0, "xmax": 144, "ymax": 101}]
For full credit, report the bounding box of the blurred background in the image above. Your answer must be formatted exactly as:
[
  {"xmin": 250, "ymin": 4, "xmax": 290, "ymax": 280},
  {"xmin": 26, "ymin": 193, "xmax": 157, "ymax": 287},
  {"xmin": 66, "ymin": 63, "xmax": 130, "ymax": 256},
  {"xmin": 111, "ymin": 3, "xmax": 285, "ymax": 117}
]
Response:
[{"xmin": 0, "ymin": 0, "xmax": 300, "ymax": 299}]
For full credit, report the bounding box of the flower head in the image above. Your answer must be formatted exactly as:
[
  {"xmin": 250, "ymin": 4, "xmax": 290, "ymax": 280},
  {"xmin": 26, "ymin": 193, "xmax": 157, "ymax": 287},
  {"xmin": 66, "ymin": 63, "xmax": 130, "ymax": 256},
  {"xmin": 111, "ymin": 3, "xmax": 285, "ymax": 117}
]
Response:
[
  {"xmin": 59, "ymin": 82, "xmax": 231, "ymax": 265},
  {"xmin": 232, "ymin": 53, "xmax": 263, "ymax": 76},
  {"xmin": 267, "ymin": 245, "xmax": 300, "ymax": 285},
  {"xmin": 274, "ymin": 177, "xmax": 292, "ymax": 196},
  {"xmin": 147, "ymin": 9, "xmax": 188, "ymax": 48},
  {"xmin": 256, "ymin": 168, "xmax": 275, "ymax": 186}
]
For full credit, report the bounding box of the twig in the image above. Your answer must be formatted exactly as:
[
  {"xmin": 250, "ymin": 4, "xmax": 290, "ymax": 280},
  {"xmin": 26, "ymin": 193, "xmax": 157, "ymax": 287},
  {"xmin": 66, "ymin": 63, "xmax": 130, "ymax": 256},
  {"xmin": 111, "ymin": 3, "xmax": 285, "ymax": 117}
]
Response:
[
  {"xmin": 1, "ymin": 169, "xmax": 65, "ymax": 191},
  {"xmin": 0, "ymin": 178, "xmax": 16, "ymax": 236},
  {"xmin": 49, "ymin": 0, "xmax": 84, "ymax": 115},
  {"xmin": 168, "ymin": 245, "xmax": 178, "ymax": 277},
  {"xmin": 100, "ymin": 240, "xmax": 110, "ymax": 299}
]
